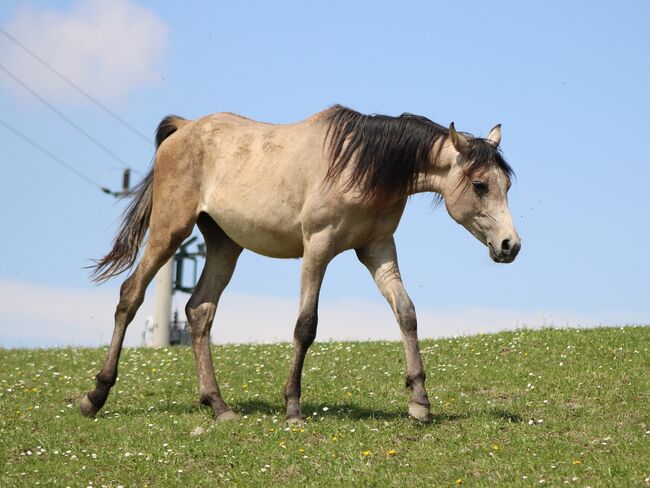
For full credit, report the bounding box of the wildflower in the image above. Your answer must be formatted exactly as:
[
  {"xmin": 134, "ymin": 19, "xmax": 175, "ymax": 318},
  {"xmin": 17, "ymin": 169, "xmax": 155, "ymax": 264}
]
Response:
[
  {"xmin": 361, "ymin": 450, "xmax": 372, "ymax": 457},
  {"xmin": 572, "ymin": 459, "xmax": 581, "ymax": 465},
  {"xmin": 492, "ymin": 444, "xmax": 499, "ymax": 451},
  {"xmin": 456, "ymin": 479, "xmax": 463, "ymax": 485},
  {"xmin": 387, "ymin": 449, "xmax": 397, "ymax": 456}
]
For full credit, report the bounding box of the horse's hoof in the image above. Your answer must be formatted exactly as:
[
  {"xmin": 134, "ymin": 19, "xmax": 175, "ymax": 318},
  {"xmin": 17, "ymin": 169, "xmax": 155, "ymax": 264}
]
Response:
[
  {"xmin": 408, "ymin": 401, "xmax": 432, "ymax": 424},
  {"xmin": 79, "ymin": 394, "xmax": 100, "ymax": 418},
  {"xmin": 216, "ymin": 410, "xmax": 238, "ymax": 422},
  {"xmin": 285, "ymin": 414, "xmax": 306, "ymax": 425}
]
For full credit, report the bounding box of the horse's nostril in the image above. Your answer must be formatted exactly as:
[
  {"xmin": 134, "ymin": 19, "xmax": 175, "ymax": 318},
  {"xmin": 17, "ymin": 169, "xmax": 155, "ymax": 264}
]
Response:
[{"xmin": 501, "ymin": 239, "xmax": 511, "ymax": 252}]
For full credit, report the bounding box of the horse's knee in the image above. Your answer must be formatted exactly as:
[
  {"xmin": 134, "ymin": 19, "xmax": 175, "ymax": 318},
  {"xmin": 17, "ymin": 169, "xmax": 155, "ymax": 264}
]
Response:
[
  {"xmin": 96, "ymin": 370, "xmax": 117, "ymax": 388},
  {"xmin": 294, "ymin": 311, "xmax": 318, "ymax": 347}
]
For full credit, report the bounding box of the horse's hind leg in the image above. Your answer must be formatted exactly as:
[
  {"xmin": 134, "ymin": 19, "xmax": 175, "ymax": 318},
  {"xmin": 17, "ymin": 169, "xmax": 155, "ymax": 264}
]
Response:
[
  {"xmin": 185, "ymin": 214, "xmax": 242, "ymax": 420},
  {"xmin": 80, "ymin": 207, "xmax": 195, "ymax": 417}
]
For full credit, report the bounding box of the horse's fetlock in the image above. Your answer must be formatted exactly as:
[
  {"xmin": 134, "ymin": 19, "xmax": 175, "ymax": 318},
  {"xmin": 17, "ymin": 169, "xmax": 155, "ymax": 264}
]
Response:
[
  {"xmin": 96, "ymin": 371, "xmax": 116, "ymax": 388},
  {"xmin": 405, "ymin": 371, "xmax": 426, "ymax": 388},
  {"xmin": 199, "ymin": 393, "xmax": 214, "ymax": 406}
]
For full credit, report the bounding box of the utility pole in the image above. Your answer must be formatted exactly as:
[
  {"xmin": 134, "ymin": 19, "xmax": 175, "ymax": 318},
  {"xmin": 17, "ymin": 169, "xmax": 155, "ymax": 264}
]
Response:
[
  {"xmin": 151, "ymin": 259, "xmax": 173, "ymax": 347},
  {"xmin": 101, "ymin": 168, "xmax": 130, "ymax": 197}
]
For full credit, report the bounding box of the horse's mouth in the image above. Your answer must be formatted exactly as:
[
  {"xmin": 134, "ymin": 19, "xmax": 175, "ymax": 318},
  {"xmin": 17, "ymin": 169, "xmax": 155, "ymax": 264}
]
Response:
[{"xmin": 488, "ymin": 243, "xmax": 516, "ymax": 264}]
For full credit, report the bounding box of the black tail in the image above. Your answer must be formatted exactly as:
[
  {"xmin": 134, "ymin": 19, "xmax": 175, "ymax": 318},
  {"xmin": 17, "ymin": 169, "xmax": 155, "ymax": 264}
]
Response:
[{"xmin": 90, "ymin": 115, "xmax": 187, "ymax": 283}]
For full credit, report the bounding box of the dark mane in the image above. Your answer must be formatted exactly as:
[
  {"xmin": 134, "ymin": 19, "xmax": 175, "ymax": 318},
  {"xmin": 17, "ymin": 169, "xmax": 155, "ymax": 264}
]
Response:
[
  {"xmin": 464, "ymin": 137, "xmax": 514, "ymax": 181},
  {"xmin": 324, "ymin": 105, "xmax": 513, "ymax": 202}
]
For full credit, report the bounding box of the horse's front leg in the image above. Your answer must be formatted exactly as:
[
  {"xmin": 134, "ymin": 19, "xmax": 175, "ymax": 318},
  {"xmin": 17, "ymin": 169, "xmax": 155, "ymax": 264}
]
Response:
[
  {"xmin": 356, "ymin": 238, "xmax": 431, "ymax": 423},
  {"xmin": 283, "ymin": 234, "xmax": 332, "ymax": 423}
]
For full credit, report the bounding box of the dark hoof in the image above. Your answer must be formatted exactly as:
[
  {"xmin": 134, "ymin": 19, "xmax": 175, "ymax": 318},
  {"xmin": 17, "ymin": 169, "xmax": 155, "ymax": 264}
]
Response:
[
  {"xmin": 79, "ymin": 394, "xmax": 100, "ymax": 418},
  {"xmin": 408, "ymin": 401, "xmax": 432, "ymax": 424},
  {"xmin": 216, "ymin": 410, "xmax": 238, "ymax": 422}
]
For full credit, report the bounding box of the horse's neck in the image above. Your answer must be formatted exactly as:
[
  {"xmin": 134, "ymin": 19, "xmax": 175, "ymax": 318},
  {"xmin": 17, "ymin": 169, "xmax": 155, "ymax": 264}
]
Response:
[{"xmin": 410, "ymin": 141, "xmax": 456, "ymax": 196}]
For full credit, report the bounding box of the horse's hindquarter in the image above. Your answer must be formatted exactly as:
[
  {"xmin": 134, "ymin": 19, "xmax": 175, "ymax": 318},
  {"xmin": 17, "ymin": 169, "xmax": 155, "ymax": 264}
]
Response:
[{"xmin": 196, "ymin": 114, "xmax": 325, "ymax": 258}]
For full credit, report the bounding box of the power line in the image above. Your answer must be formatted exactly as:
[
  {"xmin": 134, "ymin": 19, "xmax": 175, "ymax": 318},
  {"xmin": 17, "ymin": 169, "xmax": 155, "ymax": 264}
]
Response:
[
  {"xmin": 0, "ymin": 62, "xmax": 135, "ymax": 169},
  {"xmin": 0, "ymin": 27, "xmax": 152, "ymax": 145},
  {"xmin": 0, "ymin": 117, "xmax": 109, "ymax": 192}
]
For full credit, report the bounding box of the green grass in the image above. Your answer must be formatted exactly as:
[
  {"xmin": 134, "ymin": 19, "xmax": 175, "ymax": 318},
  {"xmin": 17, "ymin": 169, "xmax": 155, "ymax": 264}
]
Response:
[{"xmin": 1, "ymin": 327, "xmax": 649, "ymax": 487}]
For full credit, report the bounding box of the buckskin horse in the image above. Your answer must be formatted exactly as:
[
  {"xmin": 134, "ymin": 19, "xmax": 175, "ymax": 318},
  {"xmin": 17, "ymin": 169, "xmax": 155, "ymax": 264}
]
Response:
[{"xmin": 82, "ymin": 105, "xmax": 521, "ymax": 423}]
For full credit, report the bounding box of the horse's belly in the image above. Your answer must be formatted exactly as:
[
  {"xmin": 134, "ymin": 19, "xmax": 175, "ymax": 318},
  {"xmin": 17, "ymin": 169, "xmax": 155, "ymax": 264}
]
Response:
[{"xmin": 207, "ymin": 203, "xmax": 304, "ymax": 259}]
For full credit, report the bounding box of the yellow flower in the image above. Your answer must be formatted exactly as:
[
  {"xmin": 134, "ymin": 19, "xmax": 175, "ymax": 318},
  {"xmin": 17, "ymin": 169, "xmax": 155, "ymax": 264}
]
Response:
[
  {"xmin": 361, "ymin": 450, "xmax": 372, "ymax": 457},
  {"xmin": 387, "ymin": 449, "xmax": 397, "ymax": 456},
  {"xmin": 492, "ymin": 444, "xmax": 499, "ymax": 451},
  {"xmin": 456, "ymin": 479, "xmax": 463, "ymax": 485},
  {"xmin": 298, "ymin": 448, "xmax": 305, "ymax": 453},
  {"xmin": 572, "ymin": 459, "xmax": 582, "ymax": 465}
]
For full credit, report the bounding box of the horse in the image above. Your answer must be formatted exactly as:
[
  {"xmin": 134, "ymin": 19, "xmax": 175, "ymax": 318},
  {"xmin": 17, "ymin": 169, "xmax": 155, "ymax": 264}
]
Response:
[{"xmin": 81, "ymin": 105, "xmax": 521, "ymax": 424}]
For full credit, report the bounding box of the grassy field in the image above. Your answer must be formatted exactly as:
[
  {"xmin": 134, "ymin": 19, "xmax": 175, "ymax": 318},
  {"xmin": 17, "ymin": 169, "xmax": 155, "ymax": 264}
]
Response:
[{"xmin": 1, "ymin": 327, "xmax": 649, "ymax": 487}]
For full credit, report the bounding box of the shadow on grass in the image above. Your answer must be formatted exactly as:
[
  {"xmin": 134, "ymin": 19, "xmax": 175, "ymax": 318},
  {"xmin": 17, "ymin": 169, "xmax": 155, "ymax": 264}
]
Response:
[
  {"xmin": 98, "ymin": 400, "xmax": 204, "ymax": 417},
  {"xmin": 96, "ymin": 398, "xmax": 522, "ymax": 425},
  {"xmin": 236, "ymin": 399, "xmax": 406, "ymax": 421},
  {"xmin": 489, "ymin": 407, "xmax": 523, "ymax": 423},
  {"xmin": 235, "ymin": 400, "xmax": 523, "ymax": 424}
]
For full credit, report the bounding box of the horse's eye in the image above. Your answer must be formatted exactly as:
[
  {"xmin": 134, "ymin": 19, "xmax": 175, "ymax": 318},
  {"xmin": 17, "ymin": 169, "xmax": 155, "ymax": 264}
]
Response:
[{"xmin": 472, "ymin": 180, "xmax": 487, "ymax": 193}]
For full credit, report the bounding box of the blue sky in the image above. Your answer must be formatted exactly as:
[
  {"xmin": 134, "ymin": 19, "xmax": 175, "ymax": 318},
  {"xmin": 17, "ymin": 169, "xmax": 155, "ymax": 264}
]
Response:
[{"xmin": 1, "ymin": 0, "xmax": 648, "ymax": 347}]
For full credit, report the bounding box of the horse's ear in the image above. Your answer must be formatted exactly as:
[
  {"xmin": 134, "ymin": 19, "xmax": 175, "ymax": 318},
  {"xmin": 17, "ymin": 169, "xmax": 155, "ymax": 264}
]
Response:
[
  {"xmin": 449, "ymin": 122, "xmax": 470, "ymax": 156},
  {"xmin": 487, "ymin": 124, "xmax": 502, "ymax": 146}
]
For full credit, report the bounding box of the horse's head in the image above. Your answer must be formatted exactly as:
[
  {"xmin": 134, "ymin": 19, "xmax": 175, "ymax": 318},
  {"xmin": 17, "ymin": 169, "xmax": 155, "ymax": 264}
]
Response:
[{"xmin": 441, "ymin": 123, "xmax": 521, "ymax": 263}]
